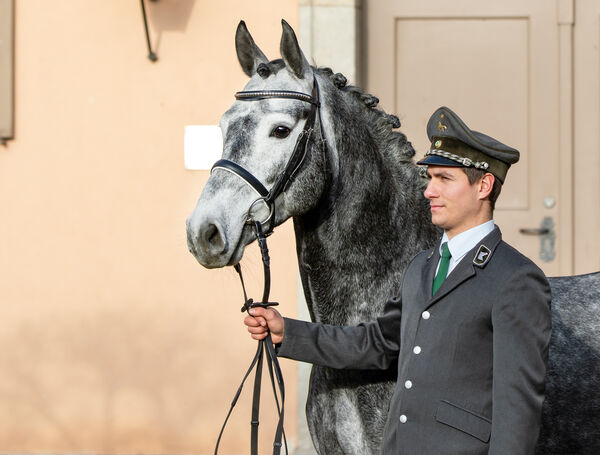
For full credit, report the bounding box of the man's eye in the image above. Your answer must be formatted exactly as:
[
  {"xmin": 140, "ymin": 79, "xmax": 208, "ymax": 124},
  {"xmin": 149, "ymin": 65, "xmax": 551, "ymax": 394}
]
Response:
[{"xmin": 271, "ymin": 126, "xmax": 291, "ymax": 139}]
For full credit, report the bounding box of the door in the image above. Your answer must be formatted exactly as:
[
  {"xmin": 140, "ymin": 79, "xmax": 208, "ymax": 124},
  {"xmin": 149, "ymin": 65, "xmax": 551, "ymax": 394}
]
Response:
[
  {"xmin": 365, "ymin": 0, "xmax": 574, "ymax": 276},
  {"xmin": 573, "ymin": 0, "xmax": 600, "ymax": 275}
]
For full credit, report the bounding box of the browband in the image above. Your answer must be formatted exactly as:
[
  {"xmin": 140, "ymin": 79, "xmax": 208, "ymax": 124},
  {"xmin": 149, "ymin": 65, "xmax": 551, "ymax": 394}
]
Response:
[{"xmin": 235, "ymin": 90, "xmax": 318, "ymax": 106}]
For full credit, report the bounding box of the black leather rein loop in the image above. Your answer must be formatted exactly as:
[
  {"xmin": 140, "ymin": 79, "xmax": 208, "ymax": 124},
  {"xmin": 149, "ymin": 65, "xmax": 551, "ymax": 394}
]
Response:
[{"xmin": 214, "ymin": 220, "xmax": 287, "ymax": 455}]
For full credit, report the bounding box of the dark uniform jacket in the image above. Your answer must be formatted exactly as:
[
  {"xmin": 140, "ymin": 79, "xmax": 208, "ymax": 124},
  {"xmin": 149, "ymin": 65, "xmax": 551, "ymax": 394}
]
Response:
[{"xmin": 278, "ymin": 226, "xmax": 552, "ymax": 455}]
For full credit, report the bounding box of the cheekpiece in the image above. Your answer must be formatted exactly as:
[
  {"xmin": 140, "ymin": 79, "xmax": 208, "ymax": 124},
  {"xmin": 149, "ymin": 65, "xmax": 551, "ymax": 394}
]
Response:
[{"xmin": 416, "ymin": 107, "xmax": 520, "ymax": 183}]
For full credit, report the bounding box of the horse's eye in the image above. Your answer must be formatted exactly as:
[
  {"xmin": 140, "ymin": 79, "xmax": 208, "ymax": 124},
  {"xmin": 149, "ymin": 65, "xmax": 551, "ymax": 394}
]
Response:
[{"xmin": 271, "ymin": 126, "xmax": 291, "ymax": 139}]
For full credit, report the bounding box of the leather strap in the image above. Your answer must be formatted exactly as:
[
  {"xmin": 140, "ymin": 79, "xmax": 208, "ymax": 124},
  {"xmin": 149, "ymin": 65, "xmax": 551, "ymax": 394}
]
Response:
[
  {"xmin": 211, "ymin": 77, "xmax": 322, "ymax": 235},
  {"xmin": 214, "ymin": 220, "xmax": 287, "ymax": 455},
  {"xmin": 211, "ymin": 159, "xmax": 269, "ymax": 198},
  {"xmin": 235, "ymin": 89, "xmax": 318, "ymax": 106},
  {"xmin": 213, "ymin": 79, "xmax": 323, "ymax": 453}
]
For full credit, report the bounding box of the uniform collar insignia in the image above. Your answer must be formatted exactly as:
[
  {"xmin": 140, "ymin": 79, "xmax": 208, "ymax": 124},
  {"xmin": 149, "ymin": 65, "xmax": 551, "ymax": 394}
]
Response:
[{"xmin": 473, "ymin": 244, "xmax": 492, "ymax": 267}]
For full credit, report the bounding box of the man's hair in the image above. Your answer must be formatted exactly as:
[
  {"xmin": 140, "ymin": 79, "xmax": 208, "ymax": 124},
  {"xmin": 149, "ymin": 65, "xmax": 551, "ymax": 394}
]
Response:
[{"xmin": 461, "ymin": 167, "xmax": 502, "ymax": 211}]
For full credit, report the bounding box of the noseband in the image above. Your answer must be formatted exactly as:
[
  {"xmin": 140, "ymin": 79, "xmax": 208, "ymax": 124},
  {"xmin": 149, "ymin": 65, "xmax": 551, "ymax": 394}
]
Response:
[{"xmin": 210, "ymin": 76, "xmax": 322, "ymax": 234}]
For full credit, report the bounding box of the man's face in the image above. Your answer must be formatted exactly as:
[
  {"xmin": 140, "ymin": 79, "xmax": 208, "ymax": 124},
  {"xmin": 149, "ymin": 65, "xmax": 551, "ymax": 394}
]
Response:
[{"xmin": 424, "ymin": 165, "xmax": 485, "ymax": 238}]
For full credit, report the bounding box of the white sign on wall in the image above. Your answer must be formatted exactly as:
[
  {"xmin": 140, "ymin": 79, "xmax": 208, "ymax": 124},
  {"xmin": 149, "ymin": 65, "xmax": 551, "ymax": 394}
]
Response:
[{"xmin": 184, "ymin": 125, "xmax": 223, "ymax": 170}]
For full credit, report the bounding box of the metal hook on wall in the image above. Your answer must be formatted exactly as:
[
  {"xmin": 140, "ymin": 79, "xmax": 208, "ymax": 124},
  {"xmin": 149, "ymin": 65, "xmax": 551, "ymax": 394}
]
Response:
[{"xmin": 140, "ymin": 0, "xmax": 158, "ymax": 62}]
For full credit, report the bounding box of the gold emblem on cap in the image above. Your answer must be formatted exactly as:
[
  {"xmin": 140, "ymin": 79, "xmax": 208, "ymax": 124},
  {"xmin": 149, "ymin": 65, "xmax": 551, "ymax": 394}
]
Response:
[
  {"xmin": 437, "ymin": 121, "xmax": 447, "ymax": 132},
  {"xmin": 434, "ymin": 140, "xmax": 442, "ymax": 148}
]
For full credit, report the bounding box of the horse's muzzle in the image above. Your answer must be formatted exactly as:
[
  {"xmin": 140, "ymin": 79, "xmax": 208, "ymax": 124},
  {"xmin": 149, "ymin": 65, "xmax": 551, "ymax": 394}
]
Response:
[{"xmin": 186, "ymin": 217, "xmax": 229, "ymax": 268}]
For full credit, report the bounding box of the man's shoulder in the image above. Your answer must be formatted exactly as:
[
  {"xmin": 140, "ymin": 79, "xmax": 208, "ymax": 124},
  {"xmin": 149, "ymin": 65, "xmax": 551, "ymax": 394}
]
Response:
[
  {"xmin": 495, "ymin": 239, "xmax": 536, "ymax": 266},
  {"xmin": 491, "ymin": 239, "xmax": 548, "ymax": 280},
  {"xmin": 409, "ymin": 247, "xmax": 435, "ymax": 267},
  {"xmin": 399, "ymin": 248, "xmax": 435, "ymax": 280}
]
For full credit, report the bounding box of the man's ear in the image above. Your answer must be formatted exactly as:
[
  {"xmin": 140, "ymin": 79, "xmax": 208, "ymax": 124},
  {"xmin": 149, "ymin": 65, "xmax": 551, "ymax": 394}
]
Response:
[{"xmin": 478, "ymin": 172, "xmax": 495, "ymax": 200}]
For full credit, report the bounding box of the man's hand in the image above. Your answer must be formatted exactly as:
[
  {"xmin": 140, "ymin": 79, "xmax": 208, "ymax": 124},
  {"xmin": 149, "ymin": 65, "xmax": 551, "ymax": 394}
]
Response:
[{"xmin": 244, "ymin": 307, "xmax": 285, "ymax": 344}]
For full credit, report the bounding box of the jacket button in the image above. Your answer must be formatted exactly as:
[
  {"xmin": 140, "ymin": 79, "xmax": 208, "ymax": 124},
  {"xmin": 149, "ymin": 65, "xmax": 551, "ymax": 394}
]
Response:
[
  {"xmin": 399, "ymin": 414, "xmax": 408, "ymax": 423},
  {"xmin": 405, "ymin": 380, "xmax": 413, "ymax": 389},
  {"xmin": 422, "ymin": 311, "xmax": 431, "ymax": 319},
  {"xmin": 413, "ymin": 346, "xmax": 421, "ymax": 354}
]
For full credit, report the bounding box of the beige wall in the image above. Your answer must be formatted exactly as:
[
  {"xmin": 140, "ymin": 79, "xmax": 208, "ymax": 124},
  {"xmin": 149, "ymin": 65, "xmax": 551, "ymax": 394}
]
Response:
[{"xmin": 0, "ymin": 1, "xmax": 299, "ymax": 454}]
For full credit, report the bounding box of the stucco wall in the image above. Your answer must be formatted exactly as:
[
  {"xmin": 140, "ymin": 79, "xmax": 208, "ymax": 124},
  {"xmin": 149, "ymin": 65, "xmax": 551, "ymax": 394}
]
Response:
[{"xmin": 0, "ymin": 1, "xmax": 299, "ymax": 453}]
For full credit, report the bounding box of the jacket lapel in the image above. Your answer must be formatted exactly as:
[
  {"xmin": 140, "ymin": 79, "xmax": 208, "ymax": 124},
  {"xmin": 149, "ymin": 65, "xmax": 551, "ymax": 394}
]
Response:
[
  {"xmin": 420, "ymin": 241, "xmax": 440, "ymax": 304},
  {"xmin": 420, "ymin": 226, "xmax": 503, "ymax": 311},
  {"xmin": 425, "ymin": 255, "xmax": 476, "ymax": 307}
]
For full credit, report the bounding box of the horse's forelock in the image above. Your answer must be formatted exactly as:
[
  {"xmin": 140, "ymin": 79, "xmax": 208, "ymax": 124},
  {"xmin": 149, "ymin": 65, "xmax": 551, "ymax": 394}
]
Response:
[
  {"xmin": 268, "ymin": 59, "xmax": 287, "ymax": 73},
  {"xmin": 253, "ymin": 59, "xmax": 289, "ymax": 79}
]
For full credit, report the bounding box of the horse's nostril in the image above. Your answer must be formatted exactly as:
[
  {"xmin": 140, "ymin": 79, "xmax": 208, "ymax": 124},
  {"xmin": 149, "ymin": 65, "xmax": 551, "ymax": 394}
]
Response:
[
  {"xmin": 207, "ymin": 224, "xmax": 219, "ymax": 244},
  {"xmin": 203, "ymin": 222, "xmax": 226, "ymax": 254}
]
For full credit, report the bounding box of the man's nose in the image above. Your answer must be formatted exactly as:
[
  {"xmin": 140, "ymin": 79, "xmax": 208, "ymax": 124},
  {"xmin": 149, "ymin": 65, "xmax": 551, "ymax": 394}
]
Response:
[{"xmin": 424, "ymin": 181, "xmax": 436, "ymax": 199}]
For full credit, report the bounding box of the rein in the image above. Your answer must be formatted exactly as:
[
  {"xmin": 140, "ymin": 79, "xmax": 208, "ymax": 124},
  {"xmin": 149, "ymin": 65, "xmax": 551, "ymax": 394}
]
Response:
[
  {"xmin": 214, "ymin": 219, "xmax": 286, "ymax": 455},
  {"xmin": 213, "ymin": 76, "xmax": 324, "ymax": 455}
]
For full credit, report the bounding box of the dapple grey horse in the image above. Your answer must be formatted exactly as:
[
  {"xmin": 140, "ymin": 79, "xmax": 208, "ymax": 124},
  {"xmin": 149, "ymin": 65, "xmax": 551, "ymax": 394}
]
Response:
[{"xmin": 186, "ymin": 20, "xmax": 600, "ymax": 455}]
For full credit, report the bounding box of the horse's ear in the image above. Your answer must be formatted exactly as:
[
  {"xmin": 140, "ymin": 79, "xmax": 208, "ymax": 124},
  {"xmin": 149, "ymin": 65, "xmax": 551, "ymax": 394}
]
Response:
[
  {"xmin": 280, "ymin": 19, "xmax": 311, "ymax": 79},
  {"xmin": 235, "ymin": 21, "xmax": 269, "ymax": 77}
]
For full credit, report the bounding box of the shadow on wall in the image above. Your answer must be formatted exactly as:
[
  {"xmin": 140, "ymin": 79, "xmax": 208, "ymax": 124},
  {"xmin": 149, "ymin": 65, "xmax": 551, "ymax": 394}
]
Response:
[
  {"xmin": 145, "ymin": 0, "xmax": 197, "ymax": 55},
  {"xmin": 0, "ymin": 304, "xmax": 217, "ymax": 452}
]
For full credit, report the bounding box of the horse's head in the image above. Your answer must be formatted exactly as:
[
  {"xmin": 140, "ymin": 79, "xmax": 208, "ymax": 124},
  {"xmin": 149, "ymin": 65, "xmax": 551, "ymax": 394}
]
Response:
[{"xmin": 186, "ymin": 20, "xmax": 329, "ymax": 268}]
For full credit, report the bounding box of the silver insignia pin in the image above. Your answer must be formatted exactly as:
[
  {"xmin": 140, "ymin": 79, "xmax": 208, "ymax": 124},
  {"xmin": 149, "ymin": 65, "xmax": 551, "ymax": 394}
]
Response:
[{"xmin": 473, "ymin": 245, "xmax": 492, "ymax": 267}]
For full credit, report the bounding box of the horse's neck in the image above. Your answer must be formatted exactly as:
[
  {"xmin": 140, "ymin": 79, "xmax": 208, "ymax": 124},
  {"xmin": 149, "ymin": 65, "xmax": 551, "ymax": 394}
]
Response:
[{"xmin": 294, "ymin": 119, "xmax": 439, "ymax": 325}]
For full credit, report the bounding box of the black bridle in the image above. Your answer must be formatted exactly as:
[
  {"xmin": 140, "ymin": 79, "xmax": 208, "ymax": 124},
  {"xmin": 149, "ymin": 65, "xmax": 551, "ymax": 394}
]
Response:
[
  {"xmin": 213, "ymin": 77, "xmax": 323, "ymax": 455},
  {"xmin": 211, "ymin": 76, "xmax": 321, "ymax": 235}
]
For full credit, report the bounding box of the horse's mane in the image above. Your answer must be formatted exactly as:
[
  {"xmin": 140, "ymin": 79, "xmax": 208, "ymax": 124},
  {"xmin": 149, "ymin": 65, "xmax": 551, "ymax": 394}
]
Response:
[
  {"xmin": 262, "ymin": 60, "xmax": 416, "ymax": 167},
  {"xmin": 316, "ymin": 66, "xmax": 417, "ymax": 165}
]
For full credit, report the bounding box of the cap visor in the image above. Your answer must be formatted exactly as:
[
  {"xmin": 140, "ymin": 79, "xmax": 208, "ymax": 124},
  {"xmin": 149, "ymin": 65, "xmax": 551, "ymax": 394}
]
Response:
[{"xmin": 416, "ymin": 155, "xmax": 464, "ymax": 167}]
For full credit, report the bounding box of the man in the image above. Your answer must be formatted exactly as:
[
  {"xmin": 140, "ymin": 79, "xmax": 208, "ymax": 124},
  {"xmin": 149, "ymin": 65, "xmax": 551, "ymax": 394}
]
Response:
[{"xmin": 245, "ymin": 106, "xmax": 552, "ymax": 454}]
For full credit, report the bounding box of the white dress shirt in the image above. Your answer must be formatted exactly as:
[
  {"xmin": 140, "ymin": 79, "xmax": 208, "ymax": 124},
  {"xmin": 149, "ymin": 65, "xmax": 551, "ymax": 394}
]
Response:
[{"xmin": 436, "ymin": 220, "xmax": 496, "ymax": 277}]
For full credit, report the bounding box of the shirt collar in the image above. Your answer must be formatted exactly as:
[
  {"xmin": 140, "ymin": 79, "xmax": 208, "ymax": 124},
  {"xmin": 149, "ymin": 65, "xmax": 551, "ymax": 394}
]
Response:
[{"xmin": 440, "ymin": 220, "xmax": 495, "ymax": 263}]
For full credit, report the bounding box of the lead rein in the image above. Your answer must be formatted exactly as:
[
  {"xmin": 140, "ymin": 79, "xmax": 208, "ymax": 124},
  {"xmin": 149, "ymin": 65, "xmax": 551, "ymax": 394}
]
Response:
[{"xmin": 215, "ymin": 219, "xmax": 287, "ymax": 455}]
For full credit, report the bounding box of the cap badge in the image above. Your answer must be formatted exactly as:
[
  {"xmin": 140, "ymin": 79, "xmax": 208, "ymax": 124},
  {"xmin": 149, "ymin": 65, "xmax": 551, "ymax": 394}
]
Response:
[
  {"xmin": 434, "ymin": 140, "xmax": 442, "ymax": 148},
  {"xmin": 437, "ymin": 121, "xmax": 447, "ymax": 132},
  {"xmin": 473, "ymin": 245, "xmax": 492, "ymax": 267}
]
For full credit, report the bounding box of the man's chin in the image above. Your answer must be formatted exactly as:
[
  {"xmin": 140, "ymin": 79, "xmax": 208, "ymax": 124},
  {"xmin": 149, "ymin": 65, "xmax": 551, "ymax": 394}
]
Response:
[{"xmin": 430, "ymin": 213, "xmax": 444, "ymax": 227}]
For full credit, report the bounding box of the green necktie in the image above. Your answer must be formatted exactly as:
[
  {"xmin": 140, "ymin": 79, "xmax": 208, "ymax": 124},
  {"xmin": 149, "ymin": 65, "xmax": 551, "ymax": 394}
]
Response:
[{"xmin": 432, "ymin": 242, "xmax": 451, "ymax": 295}]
